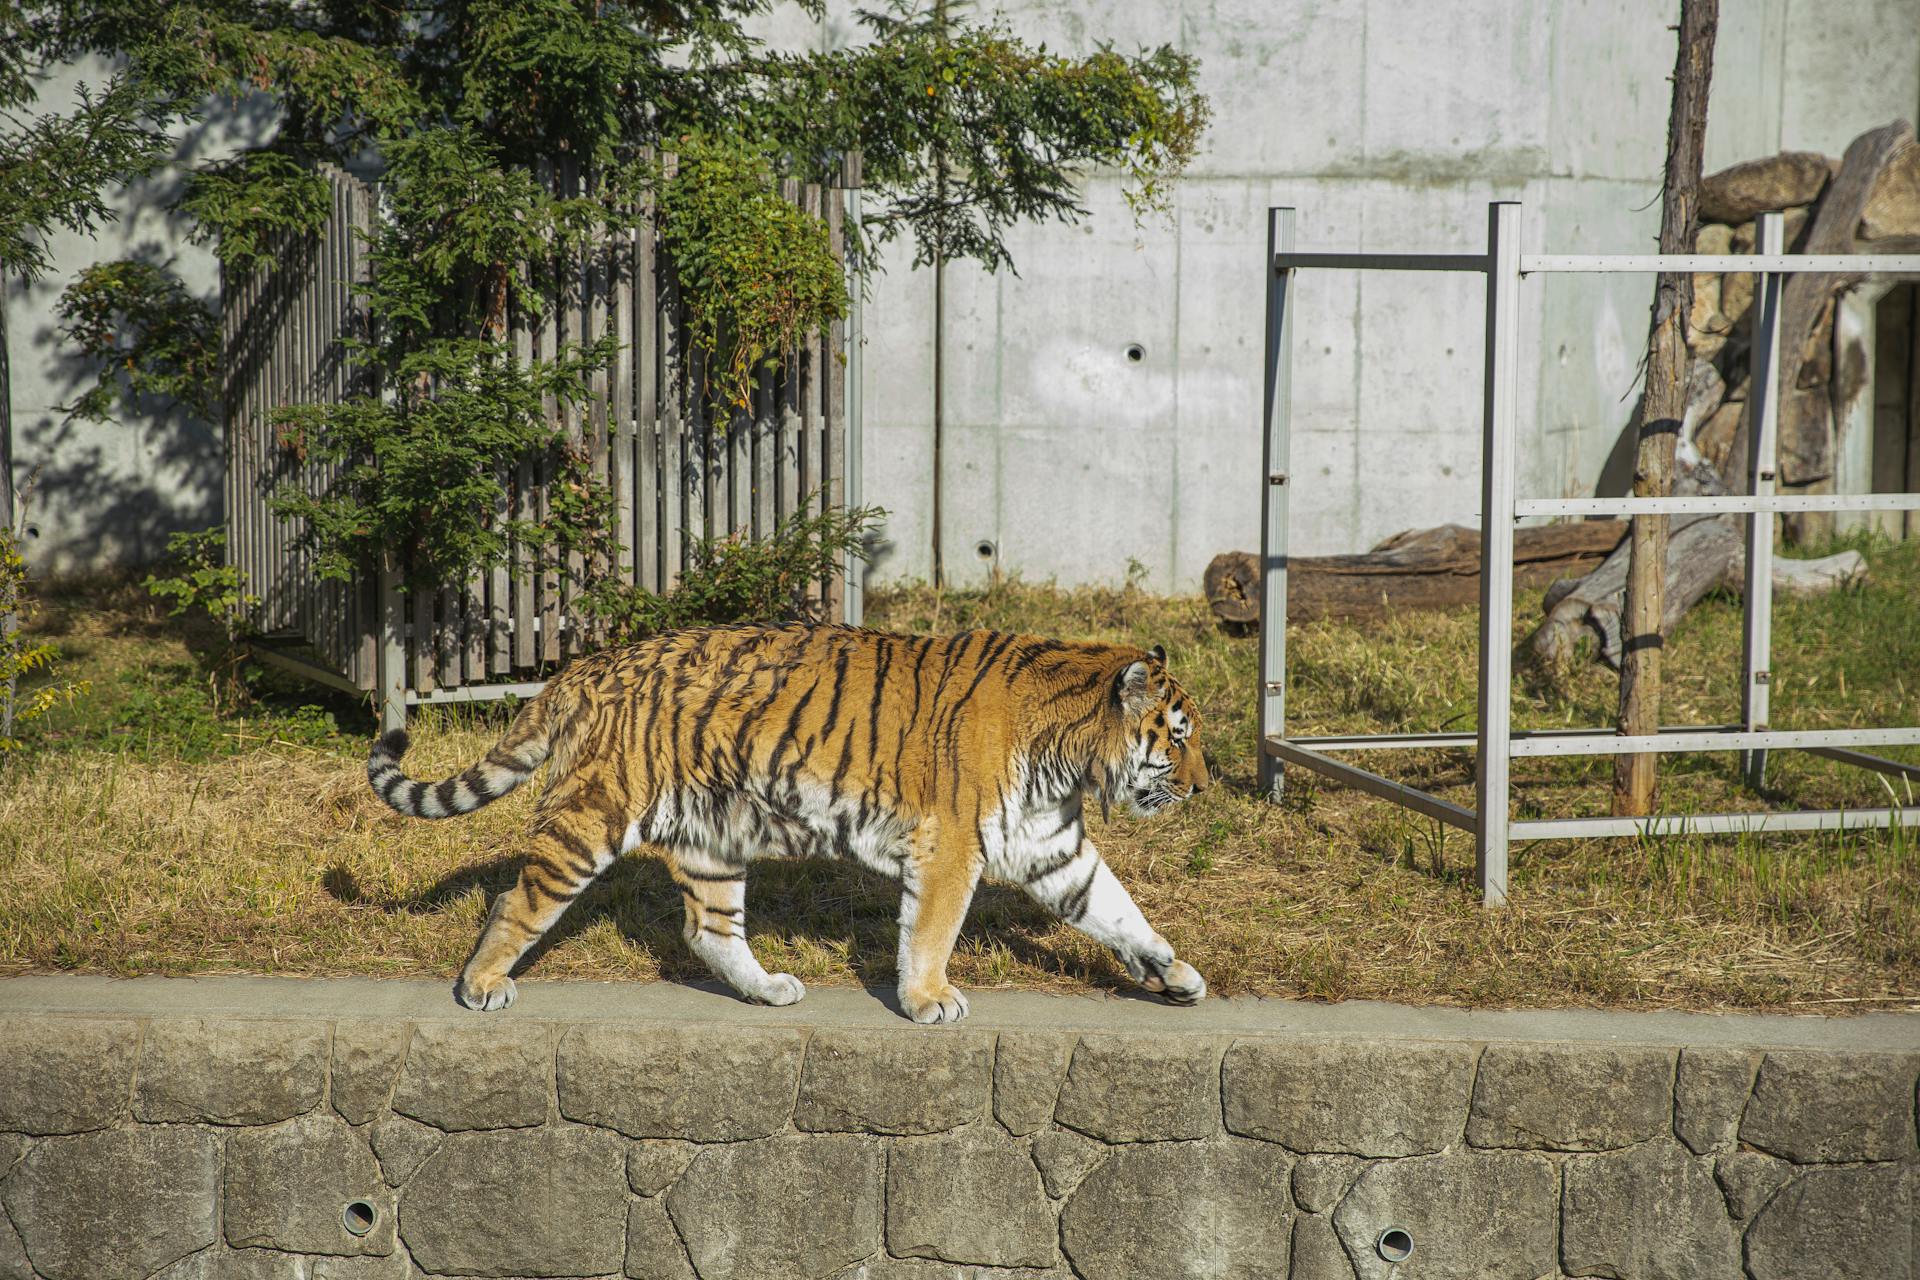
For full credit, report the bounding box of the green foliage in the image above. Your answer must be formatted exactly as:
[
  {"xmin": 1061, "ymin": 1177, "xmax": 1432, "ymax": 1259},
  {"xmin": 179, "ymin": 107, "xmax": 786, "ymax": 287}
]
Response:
[
  {"xmin": 54, "ymin": 260, "xmax": 219, "ymax": 423},
  {"xmin": 0, "ymin": 527, "xmax": 88, "ymax": 751},
  {"xmin": 179, "ymin": 151, "xmax": 333, "ymax": 267},
  {"xmin": 144, "ymin": 529, "xmax": 258, "ymax": 643},
  {"xmin": 656, "ymin": 135, "xmax": 847, "ymax": 409},
  {"xmin": 270, "ymin": 337, "xmax": 618, "ymax": 587},
  {"xmin": 579, "ymin": 498, "xmax": 883, "ymax": 646}
]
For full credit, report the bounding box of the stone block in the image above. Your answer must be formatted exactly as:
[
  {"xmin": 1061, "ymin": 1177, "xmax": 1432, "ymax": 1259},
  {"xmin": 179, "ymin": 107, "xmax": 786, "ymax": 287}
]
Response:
[
  {"xmin": 1288, "ymin": 1215, "xmax": 1354, "ymax": 1280},
  {"xmin": 391, "ymin": 1022, "xmax": 550, "ymax": 1131},
  {"xmin": 150, "ymin": 1248, "xmax": 308, "ymax": 1279},
  {"xmin": 828, "ymin": 1262, "xmax": 1061, "ymax": 1280},
  {"xmin": 368, "ymin": 1113, "xmax": 442, "ymax": 1186},
  {"xmin": 887, "ymin": 1131, "xmax": 1056, "ymax": 1268},
  {"xmin": 1746, "ymin": 1164, "xmax": 1912, "ymax": 1280},
  {"xmin": 1673, "ymin": 1047, "xmax": 1760, "ymax": 1155},
  {"xmin": 2, "ymin": 1127, "xmax": 219, "ymax": 1280},
  {"xmin": 1052, "ymin": 1034, "xmax": 1218, "ymax": 1143},
  {"xmin": 1714, "ymin": 1150, "xmax": 1790, "ymax": 1220},
  {"xmin": 399, "ymin": 1126, "xmax": 628, "ymax": 1277},
  {"xmin": 795, "ymin": 1030, "xmax": 992, "ymax": 1136},
  {"xmin": 1739, "ymin": 1049, "xmax": 1918, "ymax": 1162},
  {"xmin": 0, "ymin": 1018, "xmax": 137, "ymax": 1134},
  {"xmin": 667, "ymin": 1134, "xmax": 883, "ymax": 1278},
  {"xmin": 1222, "ymin": 1039, "xmax": 1474, "ymax": 1156},
  {"xmin": 0, "ymin": 1133, "xmax": 24, "ymax": 1180},
  {"xmin": 994, "ymin": 1032, "xmax": 1073, "ymax": 1136},
  {"xmin": 1332, "ymin": 1149, "xmax": 1557, "ymax": 1280},
  {"xmin": 1466, "ymin": 1044, "xmax": 1673, "ymax": 1151},
  {"xmin": 625, "ymin": 1199, "xmax": 695, "ymax": 1280},
  {"xmin": 1292, "ymin": 1154, "xmax": 1365, "ymax": 1214},
  {"xmin": 1561, "ymin": 1141, "xmax": 1741, "ymax": 1279},
  {"xmin": 225, "ymin": 1115, "xmax": 393, "ymax": 1256},
  {"xmin": 330, "ymin": 1022, "xmax": 412, "ymax": 1124},
  {"xmin": 1061, "ymin": 1141, "xmax": 1290, "ymax": 1280},
  {"xmin": 627, "ymin": 1140, "xmax": 697, "ymax": 1196},
  {"xmin": 308, "ymin": 1259, "xmax": 411, "ymax": 1280},
  {"xmin": 1030, "ymin": 1127, "xmax": 1107, "ymax": 1199},
  {"xmin": 1700, "ymin": 151, "xmax": 1831, "ymax": 224},
  {"xmin": 560, "ymin": 1024, "xmax": 805, "ymax": 1141},
  {"xmin": 0, "ymin": 1207, "xmax": 29, "ymax": 1280},
  {"xmin": 133, "ymin": 1018, "xmax": 327, "ymax": 1125}
]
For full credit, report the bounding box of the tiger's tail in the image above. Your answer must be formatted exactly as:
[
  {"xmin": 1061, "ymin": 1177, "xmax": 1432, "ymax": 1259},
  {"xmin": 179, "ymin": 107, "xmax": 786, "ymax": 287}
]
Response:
[{"xmin": 366, "ymin": 696, "xmax": 555, "ymax": 819}]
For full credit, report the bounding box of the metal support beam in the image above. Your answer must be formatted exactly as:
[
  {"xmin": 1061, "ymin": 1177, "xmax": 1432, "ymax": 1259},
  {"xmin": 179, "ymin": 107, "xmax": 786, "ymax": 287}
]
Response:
[
  {"xmin": 1520, "ymin": 253, "xmax": 1920, "ymax": 274},
  {"xmin": 1806, "ymin": 747, "xmax": 1920, "ymax": 782},
  {"xmin": 1266, "ymin": 738, "xmax": 1477, "ymax": 833},
  {"xmin": 1509, "ymin": 728, "xmax": 1920, "ymax": 758},
  {"xmin": 1273, "ymin": 252, "xmax": 1489, "ymax": 272},
  {"xmin": 1515, "ymin": 493, "xmax": 1920, "ymax": 516},
  {"xmin": 1257, "ymin": 208, "xmax": 1295, "ymax": 800},
  {"xmin": 1474, "ymin": 202, "xmax": 1522, "ymax": 907},
  {"xmin": 1742, "ymin": 212, "xmax": 1785, "ymax": 789},
  {"xmin": 1511, "ymin": 807, "xmax": 1915, "ymax": 841}
]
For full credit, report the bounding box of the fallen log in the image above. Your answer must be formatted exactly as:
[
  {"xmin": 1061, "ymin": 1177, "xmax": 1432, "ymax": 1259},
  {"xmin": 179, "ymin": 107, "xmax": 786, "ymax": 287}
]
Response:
[{"xmin": 1203, "ymin": 521, "xmax": 1628, "ymax": 625}]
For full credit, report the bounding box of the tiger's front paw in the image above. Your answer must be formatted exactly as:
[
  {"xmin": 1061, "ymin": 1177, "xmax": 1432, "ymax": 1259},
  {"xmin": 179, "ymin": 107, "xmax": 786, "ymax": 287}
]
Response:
[
  {"xmin": 900, "ymin": 981, "xmax": 971, "ymax": 1024},
  {"xmin": 1145, "ymin": 960, "xmax": 1206, "ymax": 1006},
  {"xmin": 752, "ymin": 972, "xmax": 807, "ymax": 1007},
  {"xmin": 453, "ymin": 972, "xmax": 517, "ymax": 1012}
]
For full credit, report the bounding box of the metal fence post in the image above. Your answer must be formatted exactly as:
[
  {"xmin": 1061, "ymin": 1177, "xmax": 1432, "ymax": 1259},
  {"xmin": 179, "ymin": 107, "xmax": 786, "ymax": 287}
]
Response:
[
  {"xmin": 377, "ymin": 560, "xmax": 407, "ymax": 737},
  {"xmin": 844, "ymin": 179, "xmax": 866, "ymax": 626},
  {"xmin": 1475, "ymin": 202, "xmax": 1523, "ymax": 907},
  {"xmin": 1741, "ymin": 211, "xmax": 1785, "ymax": 789},
  {"xmin": 1258, "ymin": 208, "xmax": 1296, "ymax": 799}
]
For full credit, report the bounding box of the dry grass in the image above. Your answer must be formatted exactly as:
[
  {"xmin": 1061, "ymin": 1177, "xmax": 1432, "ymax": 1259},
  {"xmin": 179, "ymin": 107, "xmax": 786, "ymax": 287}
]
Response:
[{"xmin": 2, "ymin": 538, "xmax": 1917, "ymax": 1010}]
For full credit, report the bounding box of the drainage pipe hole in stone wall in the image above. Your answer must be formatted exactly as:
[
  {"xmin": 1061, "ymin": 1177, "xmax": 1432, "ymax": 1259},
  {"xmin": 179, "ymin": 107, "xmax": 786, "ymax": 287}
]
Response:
[
  {"xmin": 1124, "ymin": 342, "xmax": 1146, "ymax": 363},
  {"xmin": 342, "ymin": 1201, "xmax": 377, "ymax": 1237},
  {"xmin": 1376, "ymin": 1226, "xmax": 1414, "ymax": 1262}
]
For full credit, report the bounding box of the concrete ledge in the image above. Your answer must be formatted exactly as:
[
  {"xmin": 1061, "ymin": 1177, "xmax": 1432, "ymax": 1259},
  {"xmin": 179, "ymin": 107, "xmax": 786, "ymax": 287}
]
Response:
[{"xmin": 0, "ymin": 977, "xmax": 1915, "ymax": 1280}]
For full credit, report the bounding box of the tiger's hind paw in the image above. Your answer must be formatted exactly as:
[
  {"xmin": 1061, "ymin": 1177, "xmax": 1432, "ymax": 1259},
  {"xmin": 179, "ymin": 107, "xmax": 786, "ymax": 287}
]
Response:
[
  {"xmin": 901, "ymin": 982, "xmax": 971, "ymax": 1024},
  {"xmin": 453, "ymin": 973, "xmax": 517, "ymax": 1012}
]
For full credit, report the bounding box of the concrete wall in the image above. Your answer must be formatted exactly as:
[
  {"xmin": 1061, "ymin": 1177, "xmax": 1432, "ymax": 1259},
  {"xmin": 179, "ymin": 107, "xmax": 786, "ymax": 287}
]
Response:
[
  {"xmin": 9, "ymin": 3, "xmax": 1920, "ymax": 581},
  {"xmin": 0, "ymin": 981, "xmax": 1916, "ymax": 1280}
]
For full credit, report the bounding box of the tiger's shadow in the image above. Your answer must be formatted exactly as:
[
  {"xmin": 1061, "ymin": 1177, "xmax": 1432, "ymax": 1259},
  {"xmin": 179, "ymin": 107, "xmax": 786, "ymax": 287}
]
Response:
[{"xmin": 324, "ymin": 852, "xmax": 1136, "ymax": 996}]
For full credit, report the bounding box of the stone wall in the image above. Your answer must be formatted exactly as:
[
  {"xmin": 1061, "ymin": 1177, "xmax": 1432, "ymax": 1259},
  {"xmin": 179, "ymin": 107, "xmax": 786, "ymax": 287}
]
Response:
[{"xmin": 0, "ymin": 1010, "xmax": 1915, "ymax": 1280}]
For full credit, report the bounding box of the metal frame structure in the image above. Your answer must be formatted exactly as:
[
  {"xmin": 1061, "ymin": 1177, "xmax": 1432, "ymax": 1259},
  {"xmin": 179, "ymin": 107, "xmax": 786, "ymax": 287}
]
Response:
[{"xmin": 1258, "ymin": 202, "xmax": 1920, "ymax": 905}]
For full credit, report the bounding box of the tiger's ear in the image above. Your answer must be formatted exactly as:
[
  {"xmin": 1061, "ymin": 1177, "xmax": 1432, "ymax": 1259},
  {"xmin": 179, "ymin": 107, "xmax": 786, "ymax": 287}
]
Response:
[
  {"xmin": 1114, "ymin": 658, "xmax": 1155, "ymax": 714},
  {"xmin": 1148, "ymin": 644, "xmax": 1167, "ymax": 665}
]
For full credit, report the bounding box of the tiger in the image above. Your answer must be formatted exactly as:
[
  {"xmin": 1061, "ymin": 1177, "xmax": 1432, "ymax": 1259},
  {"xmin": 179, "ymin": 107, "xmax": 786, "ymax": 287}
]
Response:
[{"xmin": 366, "ymin": 623, "xmax": 1211, "ymax": 1024}]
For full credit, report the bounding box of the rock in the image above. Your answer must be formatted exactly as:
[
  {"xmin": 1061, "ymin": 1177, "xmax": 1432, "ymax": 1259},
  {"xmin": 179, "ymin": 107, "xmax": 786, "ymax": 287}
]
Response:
[
  {"xmin": 224, "ymin": 1115, "xmax": 393, "ymax": 1256},
  {"xmin": 795, "ymin": 1030, "xmax": 992, "ymax": 1136},
  {"xmin": 667, "ymin": 1134, "xmax": 883, "ymax": 1278},
  {"xmin": 148, "ymin": 1248, "xmax": 305, "ymax": 1279},
  {"xmin": 994, "ymin": 1032, "xmax": 1073, "ymax": 1136},
  {"xmin": 2, "ymin": 1126, "xmax": 219, "ymax": 1280},
  {"xmin": 0, "ymin": 1018, "xmax": 138, "ymax": 1135},
  {"xmin": 1060, "ymin": 1141, "xmax": 1290, "ymax": 1280},
  {"xmin": 1730, "ymin": 206, "xmax": 1812, "ymax": 255},
  {"xmin": 1701, "ymin": 151, "xmax": 1831, "ymax": 224},
  {"xmin": 559, "ymin": 1024, "xmax": 805, "ymax": 1141},
  {"xmin": 390, "ymin": 1022, "xmax": 550, "ymax": 1131},
  {"xmin": 308, "ymin": 1258, "xmax": 410, "ymax": 1280},
  {"xmin": 0, "ymin": 1206, "xmax": 30, "ymax": 1280},
  {"xmin": 399, "ymin": 1126, "xmax": 628, "ymax": 1277},
  {"xmin": 1561, "ymin": 1141, "xmax": 1741, "ymax": 1279},
  {"xmin": 0, "ymin": 1133, "xmax": 25, "ymax": 1180},
  {"xmin": 1778, "ymin": 386, "xmax": 1834, "ymax": 487},
  {"xmin": 887, "ymin": 1130, "xmax": 1056, "ymax": 1268},
  {"xmin": 1292, "ymin": 1154, "xmax": 1365, "ymax": 1213},
  {"xmin": 625, "ymin": 1199, "xmax": 695, "ymax": 1280},
  {"xmin": 1288, "ymin": 1215, "xmax": 1354, "ymax": 1280},
  {"xmin": 1688, "ymin": 272, "xmax": 1727, "ymax": 354},
  {"xmin": 1740, "ymin": 1050, "xmax": 1918, "ymax": 1162},
  {"xmin": 1222, "ymin": 1039, "xmax": 1474, "ymax": 1156},
  {"xmin": 1721, "ymin": 266, "xmax": 1755, "ymax": 332},
  {"xmin": 1746, "ymin": 1164, "xmax": 1912, "ymax": 1280},
  {"xmin": 1694, "ymin": 399, "xmax": 1747, "ymax": 478},
  {"xmin": 1673, "ymin": 1047, "xmax": 1760, "ymax": 1155},
  {"xmin": 330, "ymin": 1023, "xmax": 412, "ymax": 1124},
  {"xmin": 133, "ymin": 1018, "xmax": 327, "ymax": 1125},
  {"xmin": 1695, "ymin": 222, "xmax": 1734, "ymax": 255},
  {"xmin": 828, "ymin": 1261, "xmax": 1059, "ymax": 1280},
  {"xmin": 1466, "ymin": 1044, "xmax": 1673, "ymax": 1151},
  {"xmin": 1715, "ymin": 1150, "xmax": 1791, "ymax": 1220},
  {"xmin": 1331, "ymin": 1148, "xmax": 1557, "ymax": 1280},
  {"xmin": 1861, "ymin": 143, "xmax": 1920, "ymax": 240},
  {"xmin": 1052, "ymin": 1034, "xmax": 1218, "ymax": 1143},
  {"xmin": 627, "ymin": 1140, "xmax": 698, "ymax": 1196},
  {"xmin": 1030, "ymin": 1126, "xmax": 1108, "ymax": 1199},
  {"xmin": 368, "ymin": 1113, "xmax": 441, "ymax": 1186}
]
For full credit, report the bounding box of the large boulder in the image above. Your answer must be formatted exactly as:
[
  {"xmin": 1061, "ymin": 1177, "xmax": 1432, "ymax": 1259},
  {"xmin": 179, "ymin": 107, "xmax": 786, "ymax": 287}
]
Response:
[
  {"xmin": 3, "ymin": 1127, "xmax": 219, "ymax": 1280},
  {"xmin": 1861, "ymin": 142, "xmax": 1920, "ymax": 240},
  {"xmin": 1061, "ymin": 1140, "xmax": 1291, "ymax": 1280},
  {"xmin": 1700, "ymin": 151, "xmax": 1831, "ymax": 224}
]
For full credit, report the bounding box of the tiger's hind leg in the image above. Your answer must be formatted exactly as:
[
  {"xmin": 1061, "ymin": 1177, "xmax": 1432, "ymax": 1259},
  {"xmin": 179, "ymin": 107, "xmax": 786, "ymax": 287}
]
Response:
[
  {"xmin": 668, "ymin": 852, "xmax": 805, "ymax": 1007},
  {"xmin": 455, "ymin": 810, "xmax": 622, "ymax": 1012}
]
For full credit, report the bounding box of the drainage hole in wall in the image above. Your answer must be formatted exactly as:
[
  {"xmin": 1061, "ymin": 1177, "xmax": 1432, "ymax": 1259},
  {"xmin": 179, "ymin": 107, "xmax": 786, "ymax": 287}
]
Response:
[
  {"xmin": 1124, "ymin": 343, "xmax": 1146, "ymax": 363},
  {"xmin": 1376, "ymin": 1226, "xmax": 1413, "ymax": 1262},
  {"xmin": 975, "ymin": 540, "xmax": 997, "ymax": 561},
  {"xmin": 342, "ymin": 1200, "xmax": 377, "ymax": 1237}
]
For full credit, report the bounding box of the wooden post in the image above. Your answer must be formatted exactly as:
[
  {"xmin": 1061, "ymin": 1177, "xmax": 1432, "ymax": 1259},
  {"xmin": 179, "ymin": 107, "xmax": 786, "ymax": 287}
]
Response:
[{"xmin": 1613, "ymin": 0, "xmax": 1717, "ymax": 817}]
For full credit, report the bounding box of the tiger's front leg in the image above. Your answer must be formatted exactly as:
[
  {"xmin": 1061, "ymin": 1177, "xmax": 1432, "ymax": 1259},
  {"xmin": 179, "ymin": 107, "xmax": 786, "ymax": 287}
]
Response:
[
  {"xmin": 895, "ymin": 821, "xmax": 983, "ymax": 1024},
  {"xmin": 1022, "ymin": 836, "xmax": 1206, "ymax": 1005}
]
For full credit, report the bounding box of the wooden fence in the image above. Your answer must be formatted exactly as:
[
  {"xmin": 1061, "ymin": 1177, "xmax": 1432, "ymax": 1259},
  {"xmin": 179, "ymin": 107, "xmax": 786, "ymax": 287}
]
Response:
[{"xmin": 222, "ymin": 160, "xmax": 858, "ymax": 718}]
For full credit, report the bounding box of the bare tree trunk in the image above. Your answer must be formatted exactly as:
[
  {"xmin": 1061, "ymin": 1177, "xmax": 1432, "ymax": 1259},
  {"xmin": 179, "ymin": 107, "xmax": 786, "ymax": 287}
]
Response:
[{"xmin": 1614, "ymin": 0, "xmax": 1718, "ymax": 817}]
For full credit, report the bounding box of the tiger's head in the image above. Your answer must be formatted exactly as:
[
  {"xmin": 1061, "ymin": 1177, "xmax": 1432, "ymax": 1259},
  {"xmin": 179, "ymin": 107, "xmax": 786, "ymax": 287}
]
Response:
[{"xmin": 1104, "ymin": 644, "xmax": 1210, "ymax": 817}]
